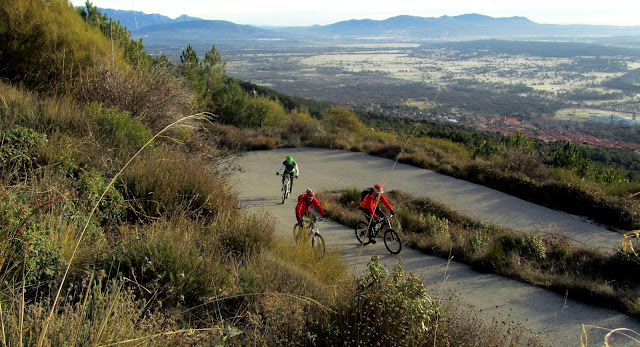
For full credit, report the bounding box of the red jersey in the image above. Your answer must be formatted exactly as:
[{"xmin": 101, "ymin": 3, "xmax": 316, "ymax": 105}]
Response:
[
  {"xmin": 295, "ymin": 194, "xmax": 326, "ymax": 220},
  {"xmin": 359, "ymin": 193, "xmax": 393, "ymax": 218}
]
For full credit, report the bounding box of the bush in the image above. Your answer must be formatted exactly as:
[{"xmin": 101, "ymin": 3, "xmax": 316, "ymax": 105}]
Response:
[
  {"xmin": 498, "ymin": 233, "xmax": 546, "ymax": 260},
  {"xmin": 76, "ymin": 65, "xmax": 195, "ymax": 132},
  {"xmin": 85, "ymin": 103, "xmax": 152, "ymax": 159},
  {"xmin": 0, "ymin": 125, "xmax": 47, "ymax": 178},
  {"xmin": 420, "ymin": 213, "xmax": 450, "ymax": 237},
  {"xmin": 368, "ymin": 143, "xmax": 403, "ymax": 160},
  {"xmin": 497, "ymin": 148, "xmax": 549, "ymax": 181},
  {"xmin": 362, "ymin": 129, "xmax": 397, "ymax": 146},
  {"xmin": 217, "ymin": 214, "xmax": 275, "ymax": 258},
  {"xmin": 246, "ymin": 135, "xmax": 278, "ymax": 150},
  {"xmin": 107, "ymin": 220, "xmax": 232, "ymax": 306},
  {"xmin": 0, "ymin": 0, "xmax": 114, "ymax": 93},
  {"xmin": 338, "ymin": 186, "xmax": 361, "ymax": 206},
  {"xmin": 119, "ymin": 149, "xmax": 236, "ymax": 221},
  {"xmin": 312, "ymin": 255, "xmax": 440, "ymax": 345},
  {"xmin": 77, "ymin": 169, "xmax": 125, "ymax": 227},
  {"xmin": 0, "ymin": 193, "xmax": 60, "ymax": 286},
  {"xmin": 0, "ymin": 277, "xmax": 168, "ymax": 346}
]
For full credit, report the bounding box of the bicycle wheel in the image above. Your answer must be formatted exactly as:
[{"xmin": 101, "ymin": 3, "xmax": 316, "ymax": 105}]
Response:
[
  {"xmin": 355, "ymin": 221, "xmax": 370, "ymax": 245},
  {"xmin": 281, "ymin": 179, "xmax": 288, "ymax": 204},
  {"xmin": 383, "ymin": 229, "xmax": 402, "ymax": 255},
  {"xmin": 311, "ymin": 232, "xmax": 325, "ymax": 258}
]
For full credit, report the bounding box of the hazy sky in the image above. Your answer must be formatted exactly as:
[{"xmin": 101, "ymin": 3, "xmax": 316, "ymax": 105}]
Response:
[{"xmin": 71, "ymin": 0, "xmax": 640, "ymax": 27}]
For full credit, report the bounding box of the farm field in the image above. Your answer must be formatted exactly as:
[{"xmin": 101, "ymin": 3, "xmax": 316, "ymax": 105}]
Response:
[
  {"xmin": 555, "ymin": 107, "xmax": 637, "ymax": 122},
  {"xmin": 224, "ymin": 42, "xmax": 640, "ymax": 115}
]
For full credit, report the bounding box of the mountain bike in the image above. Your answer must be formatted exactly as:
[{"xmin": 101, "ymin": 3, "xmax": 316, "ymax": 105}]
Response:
[
  {"xmin": 293, "ymin": 216, "xmax": 326, "ymax": 258},
  {"xmin": 277, "ymin": 172, "xmax": 292, "ymax": 204},
  {"xmin": 355, "ymin": 215, "xmax": 401, "ymax": 255}
]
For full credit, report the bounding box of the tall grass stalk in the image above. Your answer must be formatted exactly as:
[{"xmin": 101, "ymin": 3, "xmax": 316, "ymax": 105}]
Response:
[
  {"xmin": 581, "ymin": 324, "xmax": 640, "ymax": 346},
  {"xmin": 37, "ymin": 112, "xmax": 213, "ymax": 347},
  {"xmin": 0, "ymin": 299, "xmax": 5, "ymax": 346},
  {"xmin": 433, "ymin": 248, "xmax": 453, "ymax": 346},
  {"xmin": 19, "ymin": 266, "xmax": 25, "ymax": 347},
  {"xmin": 70, "ymin": 271, "xmax": 95, "ymax": 344}
]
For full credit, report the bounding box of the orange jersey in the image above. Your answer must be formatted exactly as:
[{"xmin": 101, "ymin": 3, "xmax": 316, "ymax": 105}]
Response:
[{"xmin": 359, "ymin": 193, "xmax": 393, "ymax": 218}]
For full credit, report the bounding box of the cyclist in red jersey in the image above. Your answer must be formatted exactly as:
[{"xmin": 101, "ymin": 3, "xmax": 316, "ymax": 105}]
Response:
[
  {"xmin": 295, "ymin": 188, "xmax": 327, "ymax": 226},
  {"xmin": 358, "ymin": 184, "xmax": 395, "ymax": 243}
]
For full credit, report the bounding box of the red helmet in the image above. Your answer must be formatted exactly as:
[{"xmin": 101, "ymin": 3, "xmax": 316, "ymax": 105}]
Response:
[
  {"xmin": 373, "ymin": 184, "xmax": 383, "ymax": 194},
  {"xmin": 305, "ymin": 188, "xmax": 315, "ymax": 200}
]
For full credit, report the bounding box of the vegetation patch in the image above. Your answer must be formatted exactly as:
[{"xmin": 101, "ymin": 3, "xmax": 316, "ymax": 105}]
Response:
[{"xmin": 321, "ymin": 188, "xmax": 640, "ymax": 316}]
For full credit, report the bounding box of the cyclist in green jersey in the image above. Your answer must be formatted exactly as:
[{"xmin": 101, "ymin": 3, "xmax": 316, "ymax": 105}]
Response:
[{"xmin": 276, "ymin": 155, "xmax": 299, "ymax": 193}]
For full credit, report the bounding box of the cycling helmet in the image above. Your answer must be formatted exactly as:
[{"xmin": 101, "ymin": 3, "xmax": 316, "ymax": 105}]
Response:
[
  {"xmin": 373, "ymin": 184, "xmax": 383, "ymax": 194},
  {"xmin": 305, "ymin": 188, "xmax": 315, "ymax": 200},
  {"xmin": 286, "ymin": 155, "xmax": 294, "ymax": 163}
]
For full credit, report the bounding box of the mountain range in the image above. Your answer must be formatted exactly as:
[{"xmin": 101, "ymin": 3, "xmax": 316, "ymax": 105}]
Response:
[
  {"xmin": 96, "ymin": 8, "xmax": 640, "ymax": 43},
  {"xmin": 91, "ymin": 7, "xmax": 640, "ymax": 59}
]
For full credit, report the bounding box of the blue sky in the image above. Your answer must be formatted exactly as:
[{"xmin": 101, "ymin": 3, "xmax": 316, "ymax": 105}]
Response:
[{"xmin": 71, "ymin": 0, "xmax": 640, "ymax": 27}]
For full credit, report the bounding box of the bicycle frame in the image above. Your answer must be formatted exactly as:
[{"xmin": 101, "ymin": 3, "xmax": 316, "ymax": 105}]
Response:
[
  {"xmin": 293, "ymin": 215, "xmax": 325, "ymax": 257},
  {"xmin": 370, "ymin": 216, "xmax": 392, "ymax": 238}
]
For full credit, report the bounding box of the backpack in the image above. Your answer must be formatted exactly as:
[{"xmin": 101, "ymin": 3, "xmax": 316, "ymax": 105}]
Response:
[{"xmin": 360, "ymin": 187, "xmax": 374, "ymax": 202}]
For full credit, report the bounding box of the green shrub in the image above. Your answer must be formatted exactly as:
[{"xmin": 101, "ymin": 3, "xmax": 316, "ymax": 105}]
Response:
[
  {"xmin": 338, "ymin": 186, "xmax": 361, "ymax": 205},
  {"xmin": 77, "ymin": 169, "xmax": 125, "ymax": 227},
  {"xmin": 498, "ymin": 233, "xmax": 546, "ymax": 260},
  {"xmin": 543, "ymin": 233, "xmax": 574, "ymax": 260},
  {"xmin": 0, "ymin": 195, "xmax": 60, "ymax": 286},
  {"xmin": 314, "ymin": 255, "xmax": 440, "ymax": 345},
  {"xmin": 469, "ymin": 231, "xmax": 489, "ymax": 254},
  {"xmin": 41, "ymin": 133, "xmax": 81, "ymax": 176},
  {"xmin": 395, "ymin": 207, "xmax": 422, "ymax": 233},
  {"xmin": 0, "ymin": 125, "xmax": 47, "ymax": 177},
  {"xmin": 362, "ymin": 130, "xmax": 397, "ymax": 145},
  {"xmin": 85, "ymin": 103, "xmax": 152, "ymax": 158},
  {"xmin": 108, "ymin": 223, "xmax": 231, "ymax": 306},
  {"xmin": 473, "ymin": 217, "xmax": 493, "ymax": 232},
  {"xmin": 0, "ymin": 0, "xmax": 115, "ymax": 93},
  {"xmin": 420, "ymin": 213, "xmax": 450, "ymax": 237}
]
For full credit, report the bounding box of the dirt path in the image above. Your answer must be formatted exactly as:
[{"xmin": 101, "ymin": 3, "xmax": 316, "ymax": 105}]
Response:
[{"xmin": 230, "ymin": 147, "xmax": 640, "ymax": 346}]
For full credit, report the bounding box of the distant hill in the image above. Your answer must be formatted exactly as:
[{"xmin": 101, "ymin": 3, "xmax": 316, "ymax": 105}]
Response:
[
  {"xmin": 292, "ymin": 14, "xmax": 640, "ymax": 41},
  {"xmin": 79, "ymin": 7, "xmax": 201, "ymax": 34},
  {"xmin": 141, "ymin": 19, "xmax": 282, "ymax": 41},
  {"xmin": 295, "ymin": 14, "xmax": 539, "ymax": 38},
  {"xmin": 94, "ymin": 9, "xmax": 640, "ymax": 41},
  {"xmin": 92, "ymin": 9, "xmax": 640, "ymax": 56}
]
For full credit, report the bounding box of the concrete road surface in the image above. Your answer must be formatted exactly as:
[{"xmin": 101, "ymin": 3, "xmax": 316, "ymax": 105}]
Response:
[{"xmin": 229, "ymin": 147, "xmax": 640, "ymax": 346}]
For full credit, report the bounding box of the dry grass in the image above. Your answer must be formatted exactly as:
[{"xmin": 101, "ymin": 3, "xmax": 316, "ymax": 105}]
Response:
[
  {"xmin": 74, "ymin": 64, "xmax": 196, "ymax": 132},
  {"xmin": 119, "ymin": 147, "xmax": 237, "ymax": 222}
]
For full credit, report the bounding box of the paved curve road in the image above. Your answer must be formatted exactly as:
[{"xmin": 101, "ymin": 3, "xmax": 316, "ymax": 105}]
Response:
[{"xmin": 230, "ymin": 147, "xmax": 640, "ymax": 346}]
